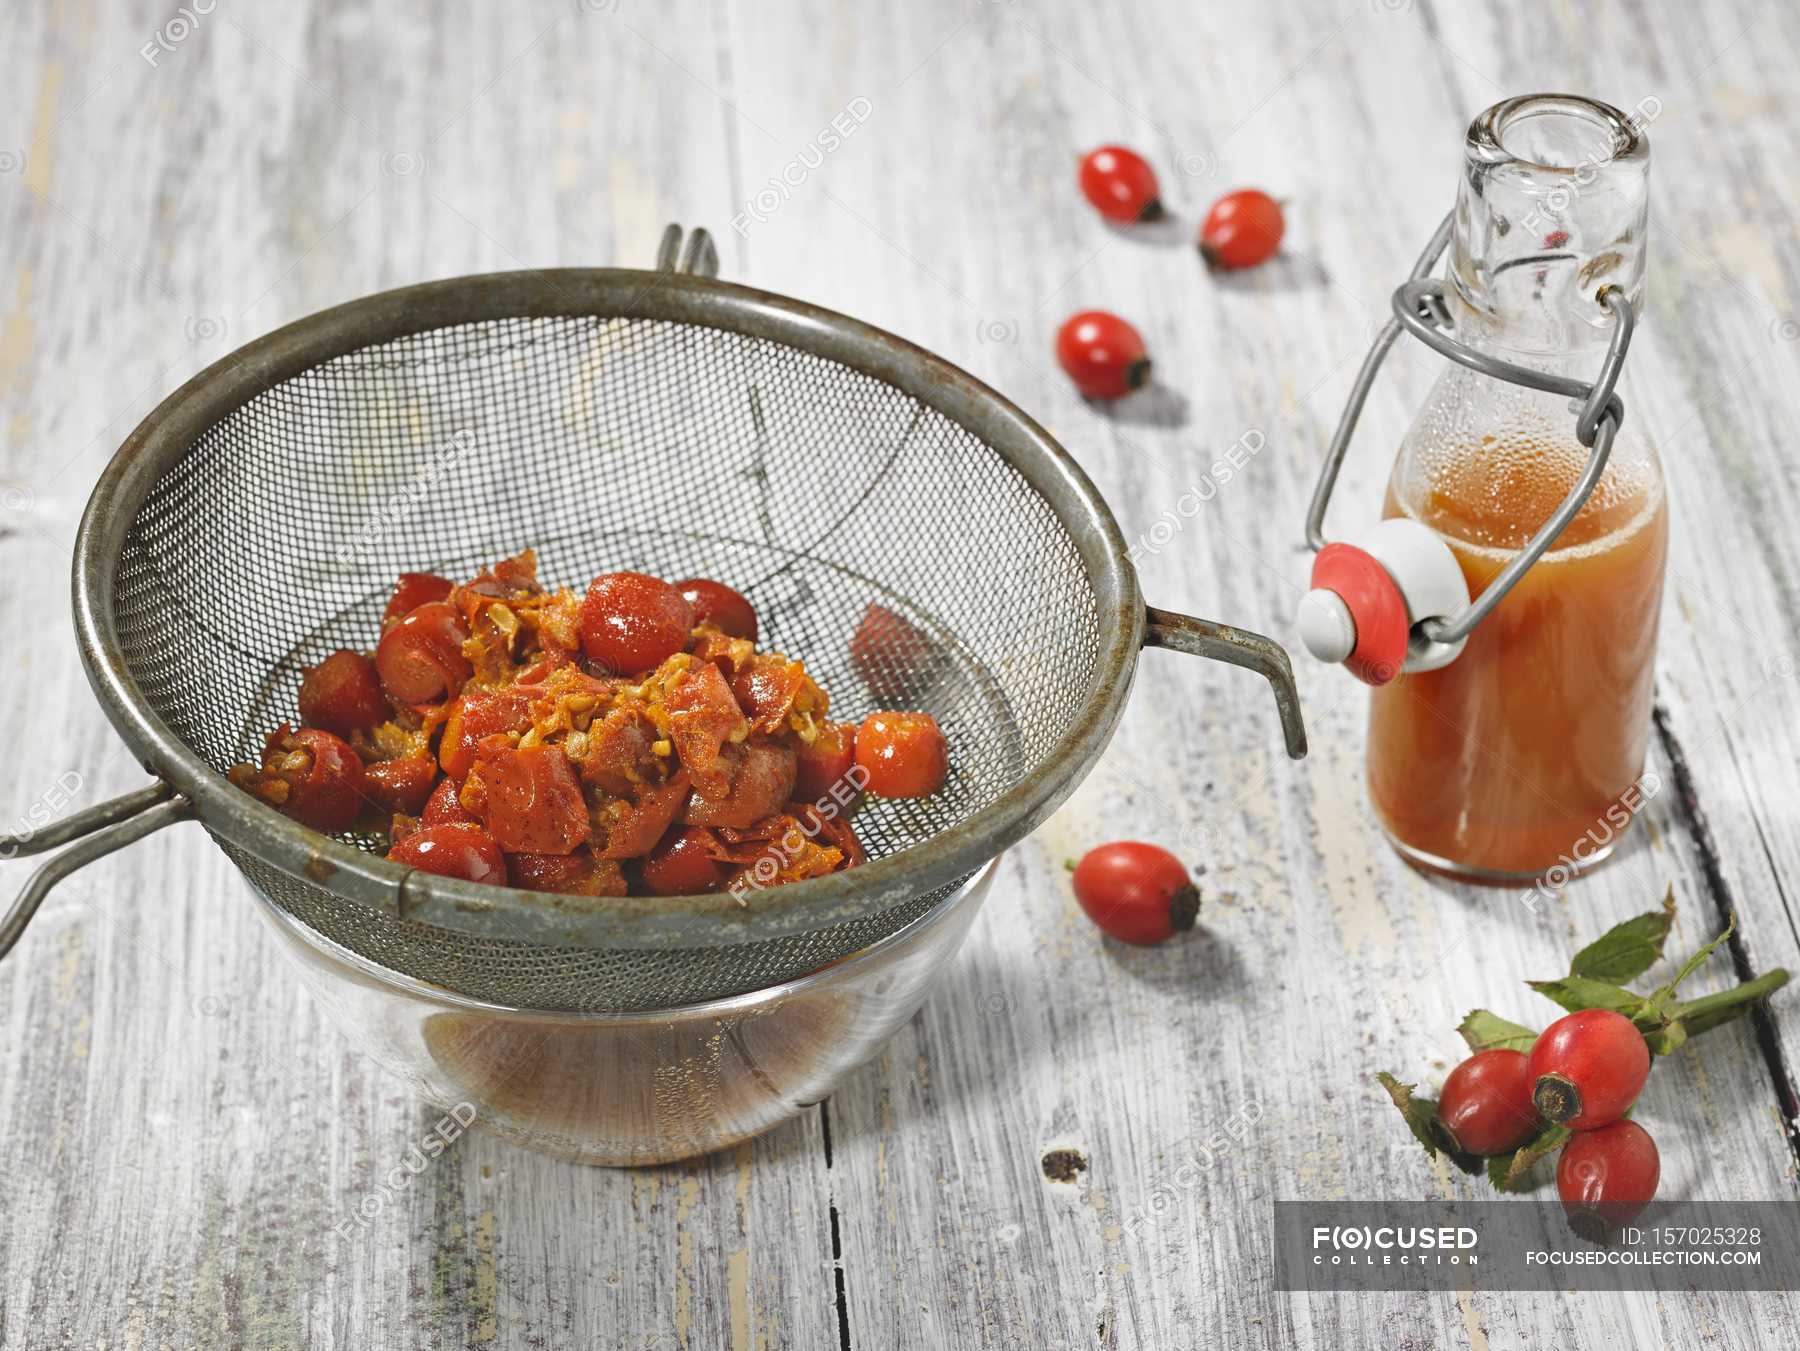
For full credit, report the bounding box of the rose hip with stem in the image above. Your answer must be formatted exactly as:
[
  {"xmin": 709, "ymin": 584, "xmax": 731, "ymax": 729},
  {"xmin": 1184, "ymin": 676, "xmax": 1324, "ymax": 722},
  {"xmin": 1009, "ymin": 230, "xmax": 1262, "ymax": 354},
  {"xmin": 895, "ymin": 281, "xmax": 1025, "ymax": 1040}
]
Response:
[
  {"xmin": 1078, "ymin": 145, "xmax": 1163, "ymax": 223},
  {"xmin": 1526, "ymin": 1008, "xmax": 1651, "ymax": 1130},
  {"xmin": 1434, "ymin": 1049, "xmax": 1540, "ymax": 1156},
  {"xmin": 1071, "ymin": 842, "xmax": 1199, "ymax": 946},
  {"xmin": 1558, "ymin": 1118, "xmax": 1660, "ymax": 1234},
  {"xmin": 1055, "ymin": 311, "xmax": 1151, "ymax": 401}
]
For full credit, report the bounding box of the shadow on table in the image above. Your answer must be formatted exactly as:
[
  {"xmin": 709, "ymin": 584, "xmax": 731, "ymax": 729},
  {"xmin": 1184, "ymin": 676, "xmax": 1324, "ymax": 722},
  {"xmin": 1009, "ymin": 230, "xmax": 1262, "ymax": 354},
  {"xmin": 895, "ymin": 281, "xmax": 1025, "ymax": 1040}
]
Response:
[
  {"xmin": 1097, "ymin": 925, "xmax": 1254, "ymax": 999},
  {"xmin": 1416, "ymin": 819, "xmax": 1660, "ymax": 937}
]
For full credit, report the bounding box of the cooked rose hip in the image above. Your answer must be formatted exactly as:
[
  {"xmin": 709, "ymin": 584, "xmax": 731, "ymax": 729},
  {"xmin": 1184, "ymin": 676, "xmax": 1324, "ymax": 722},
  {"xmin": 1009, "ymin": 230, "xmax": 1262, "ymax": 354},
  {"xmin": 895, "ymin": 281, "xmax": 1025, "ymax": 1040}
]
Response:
[
  {"xmin": 1078, "ymin": 145, "xmax": 1163, "ymax": 222},
  {"xmin": 682, "ymin": 742, "xmax": 798, "ymax": 830},
  {"xmin": 421, "ymin": 775, "xmax": 478, "ymax": 829},
  {"xmin": 675, "ymin": 578, "xmax": 758, "ymax": 641},
  {"xmin": 382, "ymin": 571, "xmax": 455, "ymax": 628},
  {"xmin": 375, "ymin": 601, "xmax": 472, "ymax": 704},
  {"xmin": 854, "ymin": 711, "xmax": 947, "ymax": 798},
  {"xmin": 1434, "ymin": 1049, "xmax": 1541, "ymax": 1156},
  {"xmin": 794, "ymin": 721, "xmax": 858, "ymax": 803},
  {"xmin": 297, "ymin": 649, "xmax": 389, "ymax": 738},
  {"xmin": 361, "ymin": 754, "xmax": 437, "ymax": 817},
  {"xmin": 1527, "ymin": 1009, "xmax": 1650, "ymax": 1131},
  {"xmin": 1070, "ymin": 841, "xmax": 1198, "ymax": 946},
  {"xmin": 269, "ymin": 727, "xmax": 369, "ymax": 834},
  {"xmin": 438, "ymin": 689, "xmax": 534, "ymax": 781},
  {"xmin": 1055, "ymin": 311, "xmax": 1151, "ymax": 400},
  {"xmin": 1557, "ymin": 1119, "xmax": 1660, "ymax": 1233},
  {"xmin": 510, "ymin": 849, "xmax": 627, "ymax": 897},
  {"xmin": 470, "ymin": 743, "xmax": 589, "ymax": 855},
  {"xmin": 850, "ymin": 602, "xmax": 935, "ymax": 702},
  {"xmin": 386, "ymin": 823, "xmax": 507, "ymax": 885},
  {"xmin": 640, "ymin": 827, "xmax": 730, "ymax": 896},
  {"xmin": 580, "ymin": 572, "xmax": 694, "ymax": 674}
]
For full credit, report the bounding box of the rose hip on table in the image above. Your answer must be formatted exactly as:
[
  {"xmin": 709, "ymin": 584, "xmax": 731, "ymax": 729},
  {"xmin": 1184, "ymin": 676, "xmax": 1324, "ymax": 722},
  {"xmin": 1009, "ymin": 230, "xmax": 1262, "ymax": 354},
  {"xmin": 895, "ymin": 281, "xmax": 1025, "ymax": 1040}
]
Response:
[
  {"xmin": 1198, "ymin": 188, "xmax": 1285, "ymax": 270},
  {"xmin": 1055, "ymin": 311, "xmax": 1151, "ymax": 401},
  {"xmin": 229, "ymin": 548, "xmax": 949, "ymax": 899},
  {"xmin": 1378, "ymin": 894, "xmax": 1788, "ymax": 1220},
  {"xmin": 1069, "ymin": 841, "xmax": 1199, "ymax": 946},
  {"xmin": 1077, "ymin": 145, "xmax": 1163, "ymax": 223},
  {"xmin": 1557, "ymin": 1118, "xmax": 1661, "ymax": 1232},
  {"xmin": 1526, "ymin": 1008, "xmax": 1650, "ymax": 1130},
  {"xmin": 1433, "ymin": 1049, "xmax": 1540, "ymax": 1157}
]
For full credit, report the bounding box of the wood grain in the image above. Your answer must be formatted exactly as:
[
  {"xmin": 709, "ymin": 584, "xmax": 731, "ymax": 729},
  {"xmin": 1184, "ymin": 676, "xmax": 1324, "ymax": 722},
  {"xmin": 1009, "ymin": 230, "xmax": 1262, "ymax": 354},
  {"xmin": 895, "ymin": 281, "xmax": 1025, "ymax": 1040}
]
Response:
[{"xmin": 2, "ymin": 1, "xmax": 1797, "ymax": 1348}]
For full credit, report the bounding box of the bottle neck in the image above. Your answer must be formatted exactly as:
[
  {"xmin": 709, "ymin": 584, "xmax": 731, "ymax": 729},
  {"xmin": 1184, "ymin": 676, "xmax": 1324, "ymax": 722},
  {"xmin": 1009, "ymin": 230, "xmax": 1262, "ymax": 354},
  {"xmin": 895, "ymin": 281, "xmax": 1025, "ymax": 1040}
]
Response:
[
  {"xmin": 1450, "ymin": 94, "xmax": 1651, "ymax": 365},
  {"xmin": 1448, "ymin": 289, "xmax": 1612, "ymax": 378}
]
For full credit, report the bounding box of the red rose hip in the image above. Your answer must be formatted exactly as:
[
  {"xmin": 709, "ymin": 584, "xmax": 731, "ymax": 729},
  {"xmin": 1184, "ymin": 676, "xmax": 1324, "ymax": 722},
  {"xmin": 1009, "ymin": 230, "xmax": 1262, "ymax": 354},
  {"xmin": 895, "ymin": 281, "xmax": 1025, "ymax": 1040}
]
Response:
[
  {"xmin": 469, "ymin": 742, "xmax": 589, "ymax": 856},
  {"xmin": 387, "ymin": 823, "xmax": 508, "ymax": 885},
  {"xmin": 361, "ymin": 754, "xmax": 437, "ymax": 817},
  {"xmin": 1055, "ymin": 311, "xmax": 1150, "ymax": 401},
  {"xmin": 640, "ymin": 827, "xmax": 731, "ymax": 896},
  {"xmin": 375, "ymin": 601, "xmax": 472, "ymax": 704},
  {"xmin": 794, "ymin": 721, "xmax": 858, "ymax": 802},
  {"xmin": 382, "ymin": 571, "xmax": 455, "ymax": 628},
  {"xmin": 580, "ymin": 571, "xmax": 694, "ymax": 674},
  {"xmin": 854, "ymin": 711, "xmax": 947, "ymax": 798},
  {"xmin": 1557, "ymin": 1119, "xmax": 1660, "ymax": 1232},
  {"xmin": 1071, "ymin": 841, "xmax": 1198, "ymax": 946},
  {"xmin": 1527, "ymin": 1008, "xmax": 1651, "ymax": 1130},
  {"xmin": 421, "ymin": 775, "xmax": 478, "ymax": 829},
  {"xmin": 1434, "ymin": 1049, "xmax": 1540, "ymax": 1156},
  {"xmin": 1199, "ymin": 188, "xmax": 1285, "ymax": 270},
  {"xmin": 1078, "ymin": 145, "xmax": 1162, "ymax": 223},
  {"xmin": 675, "ymin": 577, "xmax": 758, "ymax": 641},
  {"xmin": 297, "ymin": 649, "xmax": 389, "ymax": 737},
  {"xmin": 261, "ymin": 726, "xmax": 369, "ymax": 834}
]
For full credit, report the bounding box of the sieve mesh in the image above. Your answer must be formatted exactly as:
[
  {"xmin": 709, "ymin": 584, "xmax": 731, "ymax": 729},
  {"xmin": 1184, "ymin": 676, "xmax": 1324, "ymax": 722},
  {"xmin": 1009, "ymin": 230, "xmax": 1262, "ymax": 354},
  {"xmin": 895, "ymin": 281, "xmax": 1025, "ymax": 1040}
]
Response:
[{"xmin": 105, "ymin": 307, "xmax": 1107, "ymax": 1011}]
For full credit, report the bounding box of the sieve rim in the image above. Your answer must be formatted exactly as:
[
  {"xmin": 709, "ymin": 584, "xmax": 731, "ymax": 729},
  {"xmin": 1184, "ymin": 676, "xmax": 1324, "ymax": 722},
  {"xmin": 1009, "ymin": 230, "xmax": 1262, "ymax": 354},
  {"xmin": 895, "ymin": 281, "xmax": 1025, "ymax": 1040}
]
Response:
[{"xmin": 73, "ymin": 268, "xmax": 1143, "ymax": 952}]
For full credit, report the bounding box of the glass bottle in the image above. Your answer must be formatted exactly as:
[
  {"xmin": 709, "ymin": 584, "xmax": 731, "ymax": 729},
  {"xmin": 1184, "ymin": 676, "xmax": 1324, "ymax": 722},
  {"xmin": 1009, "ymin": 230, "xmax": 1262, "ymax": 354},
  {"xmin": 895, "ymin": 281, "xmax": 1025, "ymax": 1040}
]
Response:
[{"xmin": 1365, "ymin": 95, "xmax": 1667, "ymax": 881}]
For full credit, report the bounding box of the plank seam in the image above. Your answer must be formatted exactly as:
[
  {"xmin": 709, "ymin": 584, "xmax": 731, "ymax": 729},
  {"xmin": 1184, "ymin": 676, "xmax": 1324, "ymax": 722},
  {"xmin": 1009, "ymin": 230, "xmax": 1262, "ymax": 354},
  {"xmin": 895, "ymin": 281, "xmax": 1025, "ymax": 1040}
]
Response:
[
  {"xmin": 1653, "ymin": 699, "xmax": 1800, "ymax": 1179},
  {"xmin": 820, "ymin": 1102, "xmax": 853, "ymax": 1351}
]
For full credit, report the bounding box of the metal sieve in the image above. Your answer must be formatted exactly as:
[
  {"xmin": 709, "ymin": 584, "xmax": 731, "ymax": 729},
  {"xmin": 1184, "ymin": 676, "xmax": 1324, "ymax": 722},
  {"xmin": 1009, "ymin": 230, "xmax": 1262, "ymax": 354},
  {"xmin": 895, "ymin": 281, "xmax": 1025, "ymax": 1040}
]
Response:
[{"xmin": 0, "ymin": 225, "xmax": 1305, "ymax": 1013}]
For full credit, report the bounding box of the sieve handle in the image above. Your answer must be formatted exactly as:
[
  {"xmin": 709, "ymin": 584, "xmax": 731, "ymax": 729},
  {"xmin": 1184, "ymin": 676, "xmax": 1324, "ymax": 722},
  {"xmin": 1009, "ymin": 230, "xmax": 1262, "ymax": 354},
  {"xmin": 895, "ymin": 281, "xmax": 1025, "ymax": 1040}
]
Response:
[
  {"xmin": 0, "ymin": 782, "xmax": 191, "ymax": 961},
  {"xmin": 1143, "ymin": 607, "xmax": 1308, "ymax": 759}
]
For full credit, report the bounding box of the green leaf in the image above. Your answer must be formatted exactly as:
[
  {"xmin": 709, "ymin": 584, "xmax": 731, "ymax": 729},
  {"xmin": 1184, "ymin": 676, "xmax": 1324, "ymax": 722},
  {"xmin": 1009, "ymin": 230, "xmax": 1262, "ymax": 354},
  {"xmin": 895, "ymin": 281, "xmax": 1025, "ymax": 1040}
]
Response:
[
  {"xmin": 1644, "ymin": 915, "xmax": 1737, "ymax": 1020},
  {"xmin": 1569, "ymin": 890, "xmax": 1676, "ymax": 981},
  {"xmin": 1527, "ymin": 977, "xmax": 1648, "ymax": 1018},
  {"xmin": 1457, "ymin": 1009, "xmax": 1538, "ymax": 1054},
  {"xmin": 1376, "ymin": 1072, "xmax": 1441, "ymax": 1158},
  {"xmin": 1497, "ymin": 1124, "xmax": 1571, "ymax": 1191},
  {"xmin": 1376, "ymin": 1073, "xmax": 1482, "ymax": 1176}
]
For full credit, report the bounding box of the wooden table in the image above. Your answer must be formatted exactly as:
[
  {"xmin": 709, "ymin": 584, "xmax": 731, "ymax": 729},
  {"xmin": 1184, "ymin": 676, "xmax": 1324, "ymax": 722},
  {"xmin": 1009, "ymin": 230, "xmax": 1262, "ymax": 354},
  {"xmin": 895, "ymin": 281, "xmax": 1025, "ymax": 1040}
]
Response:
[{"xmin": 3, "ymin": 2, "xmax": 1796, "ymax": 1346}]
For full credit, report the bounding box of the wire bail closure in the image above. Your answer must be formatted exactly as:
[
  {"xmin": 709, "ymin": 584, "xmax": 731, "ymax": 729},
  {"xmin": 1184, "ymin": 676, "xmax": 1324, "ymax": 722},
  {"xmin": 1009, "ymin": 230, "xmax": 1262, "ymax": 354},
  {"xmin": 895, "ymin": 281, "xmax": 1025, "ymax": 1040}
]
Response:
[{"xmin": 1303, "ymin": 211, "xmax": 1637, "ymax": 647}]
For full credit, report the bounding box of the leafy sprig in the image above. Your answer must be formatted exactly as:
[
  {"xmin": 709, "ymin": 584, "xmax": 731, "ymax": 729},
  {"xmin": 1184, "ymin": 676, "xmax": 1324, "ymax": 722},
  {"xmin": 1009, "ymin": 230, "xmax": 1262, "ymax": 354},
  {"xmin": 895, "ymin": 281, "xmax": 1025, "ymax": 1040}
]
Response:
[{"xmin": 1380, "ymin": 891, "xmax": 1788, "ymax": 1191}]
